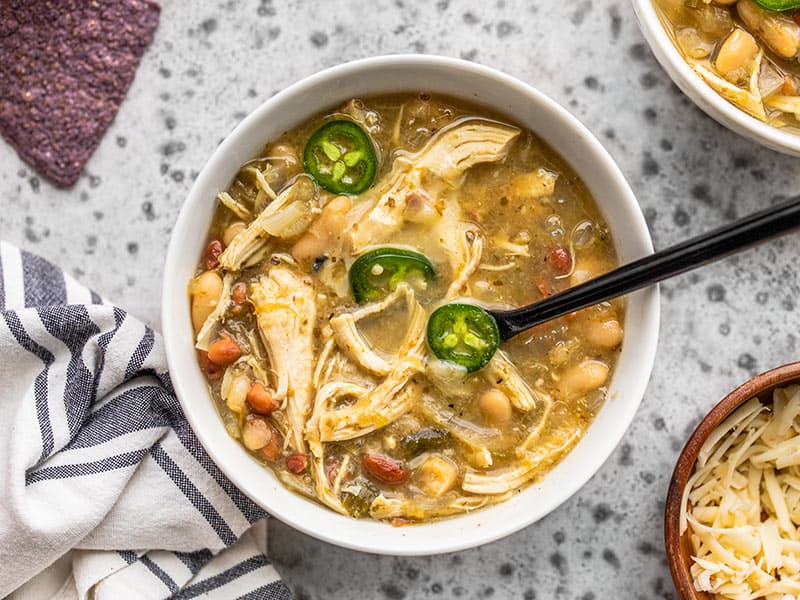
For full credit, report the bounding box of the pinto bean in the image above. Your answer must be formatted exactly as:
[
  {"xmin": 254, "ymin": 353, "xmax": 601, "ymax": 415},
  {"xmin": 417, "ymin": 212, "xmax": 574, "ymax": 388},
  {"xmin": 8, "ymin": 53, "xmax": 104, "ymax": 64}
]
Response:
[
  {"xmin": 231, "ymin": 282, "xmax": 247, "ymax": 305},
  {"xmin": 285, "ymin": 453, "xmax": 308, "ymax": 474},
  {"xmin": 203, "ymin": 239, "xmax": 224, "ymax": 270},
  {"xmin": 242, "ymin": 414, "xmax": 272, "ymax": 450},
  {"xmin": 197, "ymin": 350, "xmax": 224, "ymax": 380},
  {"xmin": 230, "ymin": 282, "xmax": 249, "ymax": 315},
  {"xmin": 325, "ymin": 456, "xmax": 343, "ymax": 484},
  {"xmin": 247, "ymin": 382, "xmax": 279, "ymax": 414},
  {"xmin": 546, "ymin": 246, "xmax": 572, "ymax": 276},
  {"xmin": 244, "ymin": 415, "xmax": 282, "ymax": 460},
  {"xmin": 258, "ymin": 421, "xmax": 283, "ymax": 462},
  {"xmin": 363, "ymin": 453, "xmax": 408, "ymax": 485},
  {"xmin": 207, "ymin": 335, "xmax": 242, "ymax": 366}
]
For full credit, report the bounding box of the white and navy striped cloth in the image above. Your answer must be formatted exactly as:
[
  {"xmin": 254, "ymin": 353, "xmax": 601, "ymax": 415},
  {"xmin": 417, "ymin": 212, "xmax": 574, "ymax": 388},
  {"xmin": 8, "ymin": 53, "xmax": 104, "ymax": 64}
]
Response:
[{"xmin": 0, "ymin": 241, "xmax": 292, "ymax": 600}]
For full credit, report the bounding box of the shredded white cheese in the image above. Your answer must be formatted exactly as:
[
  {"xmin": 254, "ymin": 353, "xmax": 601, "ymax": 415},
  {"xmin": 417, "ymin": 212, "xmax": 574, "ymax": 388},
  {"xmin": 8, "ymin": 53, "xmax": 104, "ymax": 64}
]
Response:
[{"xmin": 682, "ymin": 385, "xmax": 800, "ymax": 600}]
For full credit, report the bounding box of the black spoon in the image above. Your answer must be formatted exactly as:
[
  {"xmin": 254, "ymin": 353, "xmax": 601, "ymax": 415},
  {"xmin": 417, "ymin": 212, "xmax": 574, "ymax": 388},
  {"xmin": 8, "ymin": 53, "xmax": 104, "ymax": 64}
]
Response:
[{"xmin": 427, "ymin": 195, "xmax": 800, "ymax": 370}]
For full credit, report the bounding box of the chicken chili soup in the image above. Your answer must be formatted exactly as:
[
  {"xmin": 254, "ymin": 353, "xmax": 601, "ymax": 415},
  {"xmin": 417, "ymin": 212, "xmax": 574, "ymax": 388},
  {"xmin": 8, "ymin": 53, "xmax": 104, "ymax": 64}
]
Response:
[
  {"xmin": 654, "ymin": 0, "xmax": 800, "ymax": 129},
  {"xmin": 189, "ymin": 94, "xmax": 624, "ymax": 523}
]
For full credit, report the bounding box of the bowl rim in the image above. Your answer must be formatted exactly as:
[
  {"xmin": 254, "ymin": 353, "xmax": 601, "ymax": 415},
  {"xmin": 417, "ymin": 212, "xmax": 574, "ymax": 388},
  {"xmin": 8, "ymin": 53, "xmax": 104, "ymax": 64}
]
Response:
[
  {"xmin": 630, "ymin": 0, "xmax": 800, "ymax": 157},
  {"xmin": 664, "ymin": 361, "xmax": 800, "ymax": 600},
  {"xmin": 162, "ymin": 53, "xmax": 660, "ymax": 555}
]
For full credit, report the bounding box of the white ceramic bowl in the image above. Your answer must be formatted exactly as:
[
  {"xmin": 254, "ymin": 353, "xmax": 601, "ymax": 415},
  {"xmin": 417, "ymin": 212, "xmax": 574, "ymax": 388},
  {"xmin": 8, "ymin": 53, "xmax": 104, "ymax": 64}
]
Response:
[
  {"xmin": 162, "ymin": 55, "xmax": 660, "ymax": 555},
  {"xmin": 632, "ymin": 0, "xmax": 800, "ymax": 156}
]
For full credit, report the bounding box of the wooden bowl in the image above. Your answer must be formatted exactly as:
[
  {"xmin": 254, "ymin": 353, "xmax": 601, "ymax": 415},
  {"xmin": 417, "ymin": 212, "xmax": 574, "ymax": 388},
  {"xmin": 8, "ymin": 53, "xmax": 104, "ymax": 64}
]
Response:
[{"xmin": 664, "ymin": 361, "xmax": 800, "ymax": 599}]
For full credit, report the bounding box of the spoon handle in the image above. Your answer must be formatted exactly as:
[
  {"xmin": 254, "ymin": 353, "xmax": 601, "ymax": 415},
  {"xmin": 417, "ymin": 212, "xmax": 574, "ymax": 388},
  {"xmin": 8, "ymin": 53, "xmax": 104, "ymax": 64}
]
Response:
[{"xmin": 494, "ymin": 195, "xmax": 800, "ymax": 340}]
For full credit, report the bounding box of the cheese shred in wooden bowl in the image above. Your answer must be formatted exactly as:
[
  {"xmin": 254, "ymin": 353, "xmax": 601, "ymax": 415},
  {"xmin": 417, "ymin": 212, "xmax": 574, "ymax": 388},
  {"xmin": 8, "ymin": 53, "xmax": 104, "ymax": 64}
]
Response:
[{"xmin": 681, "ymin": 385, "xmax": 800, "ymax": 599}]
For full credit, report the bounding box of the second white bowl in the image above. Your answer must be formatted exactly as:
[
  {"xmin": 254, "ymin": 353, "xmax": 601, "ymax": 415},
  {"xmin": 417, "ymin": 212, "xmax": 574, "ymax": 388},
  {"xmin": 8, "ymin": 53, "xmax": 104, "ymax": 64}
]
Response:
[{"xmin": 632, "ymin": 0, "xmax": 800, "ymax": 157}]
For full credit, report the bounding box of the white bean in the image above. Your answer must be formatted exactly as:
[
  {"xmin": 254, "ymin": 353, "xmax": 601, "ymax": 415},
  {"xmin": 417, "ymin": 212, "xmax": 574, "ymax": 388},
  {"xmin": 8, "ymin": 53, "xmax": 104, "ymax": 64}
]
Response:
[
  {"xmin": 558, "ymin": 360, "xmax": 609, "ymax": 400},
  {"xmin": 738, "ymin": 0, "xmax": 800, "ymax": 59},
  {"xmin": 570, "ymin": 257, "xmax": 608, "ymax": 287},
  {"xmin": 478, "ymin": 388, "xmax": 513, "ymax": 425},
  {"xmin": 223, "ymin": 221, "xmax": 246, "ymax": 246},
  {"xmin": 715, "ymin": 29, "xmax": 759, "ymax": 78},
  {"xmin": 190, "ymin": 271, "xmax": 223, "ymax": 332},
  {"xmin": 292, "ymin": 195, "xmax": 352, "ymax": 262},
  {"xmin": 584, "ymin": 318, "xmax": 624, "ymax": 350}
]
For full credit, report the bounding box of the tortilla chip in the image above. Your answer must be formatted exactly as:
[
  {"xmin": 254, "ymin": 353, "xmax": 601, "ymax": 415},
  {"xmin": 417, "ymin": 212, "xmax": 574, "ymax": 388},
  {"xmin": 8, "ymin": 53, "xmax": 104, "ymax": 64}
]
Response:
[{"xmin": 0, "ymin": 0, "xmax": 160, "ymax": 187}]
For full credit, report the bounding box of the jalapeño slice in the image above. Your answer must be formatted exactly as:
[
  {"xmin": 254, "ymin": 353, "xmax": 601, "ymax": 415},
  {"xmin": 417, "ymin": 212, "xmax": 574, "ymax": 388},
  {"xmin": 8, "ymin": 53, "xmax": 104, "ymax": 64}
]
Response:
[
  {"xmin": 303, "ymin": 120, "xmax": 377, "ymax": 194},
  {"xmin": 753, "ymin": 0, "xmax": 800, "ymax": 9},
  {"xmin": 426, "ymin": 303, "xmax": 500, "ymax": 373},
  {"xmin": 349, "ymin": 248, "xmax": 435, "ymax": 304}
]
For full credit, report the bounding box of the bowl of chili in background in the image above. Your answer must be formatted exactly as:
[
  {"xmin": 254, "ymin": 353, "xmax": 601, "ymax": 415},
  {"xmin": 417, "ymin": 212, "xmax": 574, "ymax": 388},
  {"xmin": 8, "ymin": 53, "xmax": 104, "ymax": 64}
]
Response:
[{"xmin": 632, "ymin": 0, "xmax": 800, "ymax": 156}]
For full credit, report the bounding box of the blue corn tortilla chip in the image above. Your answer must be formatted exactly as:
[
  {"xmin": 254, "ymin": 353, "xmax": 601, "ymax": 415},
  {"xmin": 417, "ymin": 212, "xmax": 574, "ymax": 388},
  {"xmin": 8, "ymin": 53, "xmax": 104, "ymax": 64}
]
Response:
[{"xmin": 0, "ymin": 0, "xmax": 160, "ymax": 187}]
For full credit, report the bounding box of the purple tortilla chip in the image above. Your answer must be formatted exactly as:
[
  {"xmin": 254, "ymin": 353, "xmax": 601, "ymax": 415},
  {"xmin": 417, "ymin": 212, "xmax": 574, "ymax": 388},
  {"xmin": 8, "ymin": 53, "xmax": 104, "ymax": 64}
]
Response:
[{"xmin": 0, "ymin": 0, "xmax": 160, "ymax": 187}]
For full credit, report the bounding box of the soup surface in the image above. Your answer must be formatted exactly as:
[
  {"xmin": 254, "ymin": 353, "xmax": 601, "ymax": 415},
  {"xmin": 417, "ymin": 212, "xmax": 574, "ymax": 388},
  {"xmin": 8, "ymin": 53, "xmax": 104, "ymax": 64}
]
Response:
[
  {"xmin": 190, "ymin": 93, "xmax": 624, "ymax": 523},
  {"xmin": 654, "ymin": 0, "xmax": 800, "ymax": 130}
]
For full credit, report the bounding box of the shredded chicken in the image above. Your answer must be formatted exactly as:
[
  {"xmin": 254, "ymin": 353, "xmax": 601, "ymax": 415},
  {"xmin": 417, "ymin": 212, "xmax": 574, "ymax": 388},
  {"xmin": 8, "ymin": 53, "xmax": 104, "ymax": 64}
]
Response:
[
  {"xmin": 446, "ymin": 229, "xmax": 483, "ymax": 299},
  {"xmin": 692, "ymin": 52, "xmax": 766, "ymax": 122},
  {"xmin": 250, "ymin": 267, "xmax": 316, "ymax": 452},
  {"xmin": 418, "ymin": 394, "xmax": 511, "ymax": 456},
  {"xmin": 349, "ymin": 120, "xmax": 520, "ymax": 253},
  {"xmin": 462, "ymin": 428, "xmax": 580, "ymax": 495},
  {"xmin": 413, "ymin": 120, "xmax": 521, "ymax": 183},
  {"xmin": 312, "ymin": 338, "xmax": 336, "ymax": 388},
  {"xmin": 430, "ymin": 194, "xmax": 486, "ymax": 299},
  {"xmin": 305, "ymin": 381, "xmax": 361, "ymax": 515},
  {"xmin": 217, "ymin": 191, "xmax": 252, "ymax": 220},
  {"xmin": 220, "ymin": 178, "xmax": 315, "ymax": 271},
  {"xmin": 483, "ymin": 351, "xmax": 540, "ymax": 412},
  {"xmin": 249, "ymin": 165, "xmax": 278, "ymax": 200},
  {"xmin": 370, "ymin": 493, "xmax": 483, "ymax": 520},
  {"xmin": 329, "ymin": 284, "xmax": 420, "ymax": 377},
  {"xmin": 369, "ymin": 491, "xmax": 513, "ymax": 520},
  {"xmin": 314, "ymin": 287, "xmax": 427, "ymax": 442},
  {"xmin": 319, "ymin": 365, "xmax": 424, "ymax": 443}
]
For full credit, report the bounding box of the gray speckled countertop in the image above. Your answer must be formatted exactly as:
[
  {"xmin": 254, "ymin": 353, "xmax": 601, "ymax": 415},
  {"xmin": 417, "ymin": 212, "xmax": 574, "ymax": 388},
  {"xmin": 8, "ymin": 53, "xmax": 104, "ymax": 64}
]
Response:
[{"xmin": 3, "ymin": 1, "xmax": 800, "ymax": 598}]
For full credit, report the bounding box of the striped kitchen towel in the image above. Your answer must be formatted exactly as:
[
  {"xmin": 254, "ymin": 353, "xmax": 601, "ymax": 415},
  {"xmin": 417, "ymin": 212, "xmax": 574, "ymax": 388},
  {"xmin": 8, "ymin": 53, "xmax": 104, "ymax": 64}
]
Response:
[{"xmin": 0, "ymin": 241, "xmax": 292, "ymax": 600}]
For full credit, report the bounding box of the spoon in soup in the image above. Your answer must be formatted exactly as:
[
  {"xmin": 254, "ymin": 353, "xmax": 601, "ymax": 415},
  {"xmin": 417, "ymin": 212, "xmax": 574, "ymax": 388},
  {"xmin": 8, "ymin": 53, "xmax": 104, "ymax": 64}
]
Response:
[{"xmin": 427, "ymin": 195, "xmax": 800, "ymax": 371}]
